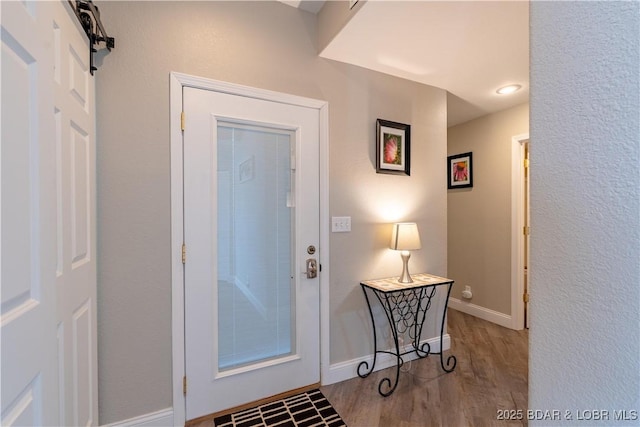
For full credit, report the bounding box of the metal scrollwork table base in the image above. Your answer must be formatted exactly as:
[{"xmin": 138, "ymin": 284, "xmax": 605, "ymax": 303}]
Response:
[{"xmin": 357, "ymin": 273, "xmax": 457, "ymax": 396}]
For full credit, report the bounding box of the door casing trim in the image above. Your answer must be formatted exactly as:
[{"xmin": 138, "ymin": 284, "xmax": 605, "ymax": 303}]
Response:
[
  {"xmin": 169, "ymin": 72, "xmax": 330, "ymax": 425},
  {"xmin": 510, "ymin": 133, "xmax": 529, "ymax": 330}
]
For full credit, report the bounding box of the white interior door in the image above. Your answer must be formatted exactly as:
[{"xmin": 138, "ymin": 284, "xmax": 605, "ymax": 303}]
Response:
[
  {"xmin": 183, "ymin": 86, "xmax": 321, "ymax": 420},
  {"xmin": 1, "ymin": 1, "xmax": 97, "ymax": 425},
  {"xmin": 524, "ymin": 141, "xmax": 530, "ymax": 328},
  {"xmin": 1, "ymin": 2, "xmax": 58, "ymax": 424},
  {"xmin": 51, "ymin": 3, "xmax": 98, "ymax": 425}
]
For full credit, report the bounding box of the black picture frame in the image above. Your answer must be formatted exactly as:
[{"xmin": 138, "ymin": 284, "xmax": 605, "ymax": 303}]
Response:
[
  {"xmin": 376, "ymin": 119, "xmax": 411, "ymax": 176},
  {"xmin": 447, "ymin": 152, "xmax": 473, "ymax": 189}
]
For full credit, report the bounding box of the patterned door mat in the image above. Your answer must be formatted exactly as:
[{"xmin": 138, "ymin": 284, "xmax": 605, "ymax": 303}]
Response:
[{"xmin": 214, "ymin": 389, "xmax": 346, "ymax": 427}]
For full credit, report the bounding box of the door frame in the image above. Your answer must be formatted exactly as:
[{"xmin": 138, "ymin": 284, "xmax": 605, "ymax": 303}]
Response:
[
  {"xmin": 169, "ymin": 72, "xmax": 330, "ymax": 425},
  {"xmin": 510, "ymin": 133, "xmax": 529, "ymax": 330}
]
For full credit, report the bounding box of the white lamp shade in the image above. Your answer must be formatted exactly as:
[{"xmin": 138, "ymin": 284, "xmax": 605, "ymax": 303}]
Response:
[{"xmin": 390, "ymin": 222, "xmax": 421, "ymax": 251}]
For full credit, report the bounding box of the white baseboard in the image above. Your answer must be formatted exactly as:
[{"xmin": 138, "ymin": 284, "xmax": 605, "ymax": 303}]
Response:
[
  {"xmin": 322, "ymin": 334, "xmax": 451, "ymax": 386},
  {"xmin": 106, "ymin": 407, "xmax": 174, "ymax": 427},
  {"xmin": 448, "ymin": 298, "xmax": 514, "ymax": 329}
]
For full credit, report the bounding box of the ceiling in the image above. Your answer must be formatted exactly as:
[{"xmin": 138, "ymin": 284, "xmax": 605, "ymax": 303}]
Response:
[{"xmin": 283, "ymin": 1, "xmax": 529, "ymax": 127}]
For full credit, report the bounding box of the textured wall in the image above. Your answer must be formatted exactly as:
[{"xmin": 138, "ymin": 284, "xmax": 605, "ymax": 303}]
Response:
[
  {"xmin": 447, "ymin": 103, "xmax": 529, "ymax": 315},
  {"xmin": 530, "ymin": 1, "xmax": 639, "ymax": 423},
  {"xmin": 96, "ymin": 1, "xmax": 447, "ymax": 423}
]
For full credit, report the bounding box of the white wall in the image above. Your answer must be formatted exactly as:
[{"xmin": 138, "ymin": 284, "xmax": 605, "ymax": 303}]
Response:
[
  {"xmin": 96, "ymin": 1, "xmax": 447, "ymax": 423},
  {"xmin": 530, "ymin": 1, "xmax": 639, "ymax": 423}
]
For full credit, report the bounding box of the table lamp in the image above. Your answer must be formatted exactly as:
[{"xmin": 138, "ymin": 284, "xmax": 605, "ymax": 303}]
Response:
[{"xmin": 390, "ymin": 222, "xmax": 421, "ymax": 283}]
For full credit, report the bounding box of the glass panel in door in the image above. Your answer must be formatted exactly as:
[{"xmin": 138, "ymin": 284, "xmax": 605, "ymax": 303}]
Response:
[{"xmin": 216, "ymin": 122, "xmax": 295, "ymax": 372}]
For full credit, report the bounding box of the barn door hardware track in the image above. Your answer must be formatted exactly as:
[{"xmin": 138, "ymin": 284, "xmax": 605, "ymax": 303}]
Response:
[{"xmin": 69, "ymin": 0, "xmax": 115, "ymax": 75}]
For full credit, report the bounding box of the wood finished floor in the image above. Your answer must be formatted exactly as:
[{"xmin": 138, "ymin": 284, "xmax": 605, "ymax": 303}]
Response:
[
  {"xmin": 189, "ymin": 309, "xmax": 528, "ymax": 427},
  {"xmin": 320, "ymin": 309, "xmax": 528, "ymax": 427}
]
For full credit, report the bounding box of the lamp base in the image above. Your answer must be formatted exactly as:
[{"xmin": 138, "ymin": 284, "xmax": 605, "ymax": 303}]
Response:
[{"xmin": 398, "ymin": 251, "xmax": 413, "ymax": 283}]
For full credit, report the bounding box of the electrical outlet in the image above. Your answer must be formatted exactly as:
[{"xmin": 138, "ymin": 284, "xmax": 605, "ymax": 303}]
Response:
[{"xmin": 462, "ymin": 285, "xmax": 473, "ymax": 299}]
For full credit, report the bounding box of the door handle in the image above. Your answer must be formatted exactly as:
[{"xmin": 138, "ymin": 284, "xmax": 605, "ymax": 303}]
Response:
[{"xmin": 306, "ymin": 258, "xmax": 318, "ymax": 279}]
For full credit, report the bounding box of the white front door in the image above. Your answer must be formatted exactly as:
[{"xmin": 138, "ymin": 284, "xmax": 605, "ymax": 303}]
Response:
[
  {"xmin": 1, "ymin": 1, "xmax": 97, "ymax": 425},
  {"xmin": 183, "ymin": 85, "xmax": 321, "ymax": 420}
]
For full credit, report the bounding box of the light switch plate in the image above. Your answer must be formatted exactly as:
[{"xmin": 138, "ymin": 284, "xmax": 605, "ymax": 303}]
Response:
[{"xmin": 332, "ymin": 216, "xmax": 351, "ymax": 232}]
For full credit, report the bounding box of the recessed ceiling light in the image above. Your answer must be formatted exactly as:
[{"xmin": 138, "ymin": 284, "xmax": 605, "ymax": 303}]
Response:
[{"xmin": 496, "ymin": 84, "xmax": 522, "ymax": 95}]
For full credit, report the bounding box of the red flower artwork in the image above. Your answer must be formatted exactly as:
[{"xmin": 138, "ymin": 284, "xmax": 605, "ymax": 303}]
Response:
[
  {"xmin": 384, "ymin": 135, "xmax": 400, "ymax": 164},
  {"xmin": 453, "ymin": 161, "xmax": 468, "ymax": 182}
]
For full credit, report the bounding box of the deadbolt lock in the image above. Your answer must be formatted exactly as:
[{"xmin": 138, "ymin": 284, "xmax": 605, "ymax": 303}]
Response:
[{"xmin": 307, "ymin": 245, "xmax": 316, "ymax": 255}]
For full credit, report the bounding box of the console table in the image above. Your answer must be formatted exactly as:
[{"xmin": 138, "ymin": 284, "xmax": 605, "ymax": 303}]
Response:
[{"xmin": 357, "ymin": 273, "xmax": 457, "ymax": 396}]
